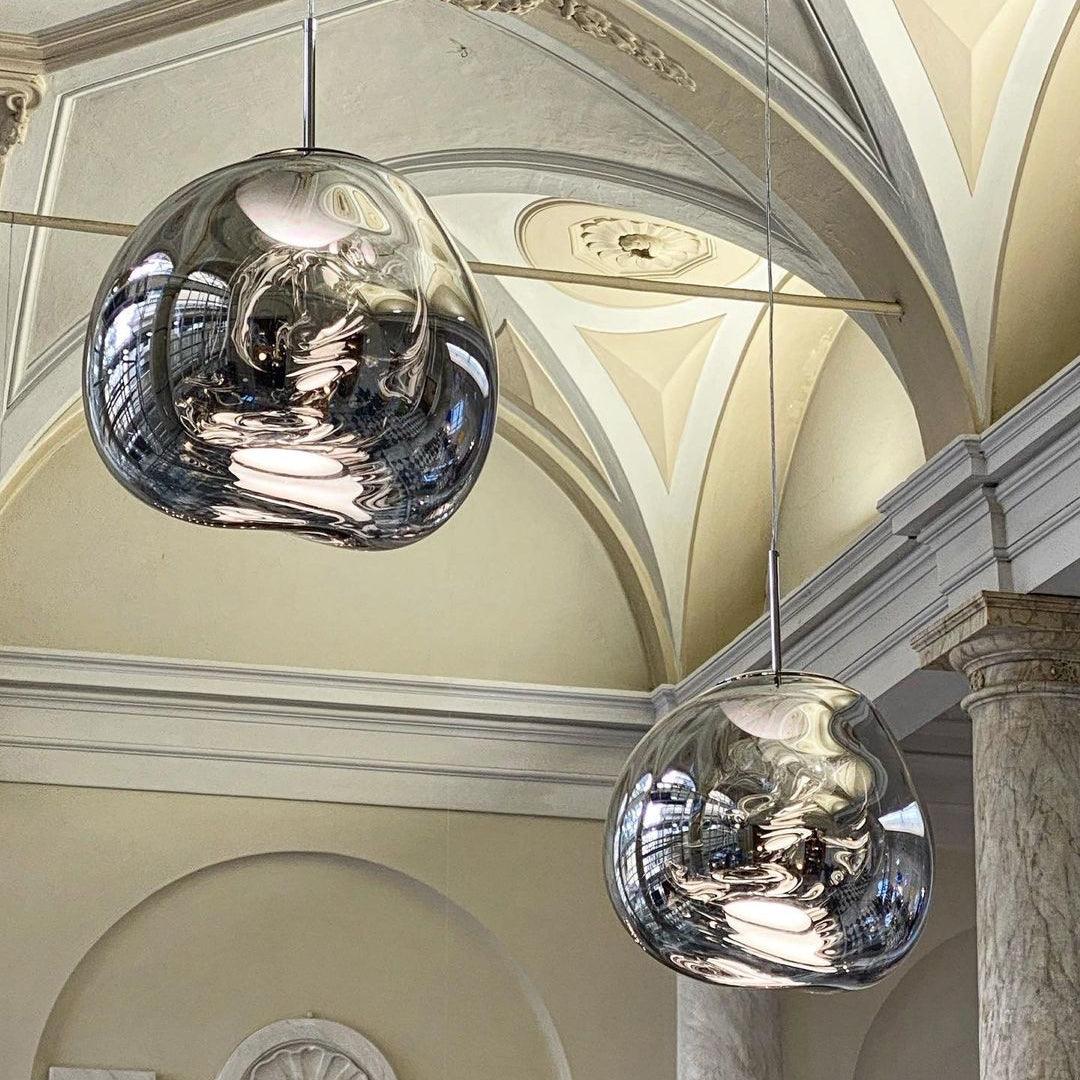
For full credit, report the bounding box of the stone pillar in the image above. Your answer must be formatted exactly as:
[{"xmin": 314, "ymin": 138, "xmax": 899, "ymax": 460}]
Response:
[
  {"xmin": 914, "ymin": 592, "xmax": 1080, "ymax": 1080},
  {"xmin": 677, "ymin": 978, "xmax": 783, "ymax": 1080}
]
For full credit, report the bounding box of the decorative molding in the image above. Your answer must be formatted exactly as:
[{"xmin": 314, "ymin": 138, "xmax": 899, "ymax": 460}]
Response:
[
  {"xmin": 677, "ymin": 354, "xmax": 1080, "ymax": 733},
  {"xmin": 217, "ymin": 1019, "xmax": 396, "ymax": 1080},
  {"xmin": 0, "ymin": 0, "xmax": 275, "ymax": 72},
  {"xmin": 570, "ymin": 216, "xmax": 712, "ymax": 276},
  {"xmin": 451, "ymin": 0, "xmax": 546, "ymax": 11},
  {"xmin": 0, "ymin": 647, "xmax": 656, "ymax": 820},
  {"xmin": 0, "ymin": 61, "xmax": 45, "ymax": 162},
  {"xmin": 1, "ymin": 0, "xmax": 693, "ymax": 92},
  {"xmin": 49, "ymin": 1070, "xmax": 154, "ymax": 1080},
  {"xmin": 445, "ymin": 0, "xmax": 696, "ymax": 89}
]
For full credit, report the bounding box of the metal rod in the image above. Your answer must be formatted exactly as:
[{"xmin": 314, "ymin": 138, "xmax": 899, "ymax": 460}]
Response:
[
  {"xmin": 767, "ymin": 546, "xmax": 782, "ymax": 680},
  {"xmin": 0, "ymin": 210, "xmax": 132, "ymax": 237},
  {"xmin": 303, "ymin": 0, "xmax": 317, "ymax": 149},
  {"xmin": 467, "ymin": 260, "xmax": 903, "ymax": 316},
  {"xmin": 0, "ymin": 210, "xmax": 905, "ymax": 317},
  {"xmin": 764, "ymin": 0, "xmax": 782, "ymax": 681}
]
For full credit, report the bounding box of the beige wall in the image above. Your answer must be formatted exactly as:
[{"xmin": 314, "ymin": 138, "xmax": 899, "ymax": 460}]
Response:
[
  {"xmin": 780, "ymin": 320, "xmax": 925, "ymax": 589},
  {"xmin": 781, "ymin": 838, "xmax": 977, "ymax": 1080},
  {"xmin": 0, "ymin": 424, "xmax": 651, "ymax": 690},
  {"xmin": 1, "ymin": 782, "xmax": 675, "ymax": 1080},
  {"xmin": 682, "ymin": 285, "xmax": 844, "ymax": 671},
  {"xmin": 992, "ymin": 9, "xmax": 1080, "ymax": 419}
]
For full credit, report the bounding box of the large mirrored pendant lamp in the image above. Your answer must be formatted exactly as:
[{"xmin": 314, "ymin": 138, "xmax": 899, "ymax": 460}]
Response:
[
  {"xmin": 83, "ymin": 1, "xmax": 497, "ymax": 549},
  {"xmin": 602, "ymin": 0, "xmax": 932, "ymax": 990}
]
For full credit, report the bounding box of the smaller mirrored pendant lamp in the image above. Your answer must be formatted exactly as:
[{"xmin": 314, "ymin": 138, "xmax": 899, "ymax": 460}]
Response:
[
  {"xmin": 83, "ymin": 1, "xmax": 496, "ymax": 549},
  {"xmin": 602, "ymin": 0, "xmax": 932, "ymax": 991}
]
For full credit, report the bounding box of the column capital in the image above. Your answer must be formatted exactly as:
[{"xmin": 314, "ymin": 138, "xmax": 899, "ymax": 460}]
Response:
[{"xmin": 913, "ymin": 590, "xmax": 1080, "ymax": 697}]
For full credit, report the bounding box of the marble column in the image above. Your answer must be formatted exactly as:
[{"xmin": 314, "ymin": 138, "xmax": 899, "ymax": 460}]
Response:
[
  {"xmin": 677, "ymin": 977, "xmax": 783, "ymax": 1080},
  {"xmin": 914, "ymin": 592, "xmax": 1080, "ymax": 1080}
]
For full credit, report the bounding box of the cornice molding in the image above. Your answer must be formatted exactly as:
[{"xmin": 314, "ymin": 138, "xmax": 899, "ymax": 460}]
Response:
[
  {"xmin": 0, "ymin": 0, "xmax": 275, "ymax": 72},
  {"xmin": 0, "ymin": 647, "xmax": 656, "ymax": 819}
]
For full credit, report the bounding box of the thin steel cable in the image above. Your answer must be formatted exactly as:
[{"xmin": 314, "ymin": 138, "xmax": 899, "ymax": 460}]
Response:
[
  {"xmin": 763, "ymin": 0, "xmax": 783, "ymax": 677},
  {"xmin": 764, "ymin": 0, "xmax": 777, "ymax": 551}
]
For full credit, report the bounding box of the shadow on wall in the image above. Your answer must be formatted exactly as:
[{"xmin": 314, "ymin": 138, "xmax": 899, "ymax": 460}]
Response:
[
  {"xmin": 34, "ymin": 851, "xmax": 571, "ymax": 1080},
  {"xmin": 854, "ymin": 928, "xmax": 978, "ymax": 1080}
]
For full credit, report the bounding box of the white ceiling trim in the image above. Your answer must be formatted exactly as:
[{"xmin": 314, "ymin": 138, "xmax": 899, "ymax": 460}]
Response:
[{"xmin": 0, "ymin": 646, "xmax": 657, "ymax": 820}]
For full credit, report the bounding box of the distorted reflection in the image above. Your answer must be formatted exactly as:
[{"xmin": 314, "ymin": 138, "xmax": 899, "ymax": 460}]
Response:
[
  {"xmin": 604, "ymin": 672, "xmax": 932, "ymax": 990},
  {"xmin": 84, "ymin": 149, "xmax": 496, "ymax": 549}
]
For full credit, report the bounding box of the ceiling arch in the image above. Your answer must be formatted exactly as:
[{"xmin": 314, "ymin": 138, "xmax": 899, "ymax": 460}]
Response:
[
  {"xmin": 990, "ymin": 1, "xmax": 1080, "ymax": 419},
  {"xmin": 0, "ymin": 0, "xmax": 1033, "ymax": 687},
  {"xmin": 0, "ymin": 405, "xmax": 656, "ymax": 689}
]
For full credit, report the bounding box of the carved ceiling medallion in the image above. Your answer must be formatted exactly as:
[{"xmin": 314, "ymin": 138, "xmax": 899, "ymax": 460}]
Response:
[{"xmin": 571, "ymin": 216, "xmax": 713, "ymax": 277}]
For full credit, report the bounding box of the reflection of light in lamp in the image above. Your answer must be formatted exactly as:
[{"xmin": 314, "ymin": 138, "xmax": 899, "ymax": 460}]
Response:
[
  {"xmin": 237, "ymin": 171, "xmax": 361, "ymax": 248},
  {"xmin": 879, "ymin": 802, "xmax": 927, "ymax": 837},
  {"xmin": 447, "ymin": 342, "xmax": 491, "ymax": 397},
  {"xmin": 723, "ymin": 898, "xmax": 831, "ymax": 969},
  {"xmin": 229, "ymin": 447, "xmax": 371, "ymax": 524},
  {"xmin": 724, "ymin": 898, "xmax": 813, "ymax": 933}
]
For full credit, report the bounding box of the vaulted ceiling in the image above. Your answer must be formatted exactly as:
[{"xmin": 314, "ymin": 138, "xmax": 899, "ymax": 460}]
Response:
[{"xmin": 0, "ymin": 0, "xmax": 1077, "ymax": 688}]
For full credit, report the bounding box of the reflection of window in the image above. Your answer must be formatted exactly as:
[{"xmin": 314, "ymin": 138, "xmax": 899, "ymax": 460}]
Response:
[{"xmin": 98, "ymin": 268, "xmax": 230, "ymax": 469}]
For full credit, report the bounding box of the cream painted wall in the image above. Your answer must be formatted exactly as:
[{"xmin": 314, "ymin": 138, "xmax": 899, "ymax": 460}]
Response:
[
  {"xmin": 854, "ymin": 929, "xmax": 978, "ymax": 1080},
  {"xmin": 781, "ymin": 839, "xmax": 977, "ymax": 1080},
  {"xmin": 992, "ymin": 8, "xmax": 1080, "ymax": 419},
  {"xmin": 0, "ymin": 782, "xmax": 675, "ymax": 1080},
  {"xmin": 0, "ymin": 423, "xmax": 651, "ymax": 689},
  {"xmin": 779, "ymin": 321, "xmax": 925, "ymax": 590},
  {"xmin": 681, "ymin": 287, "xmax": 845, "ymax": 672}
]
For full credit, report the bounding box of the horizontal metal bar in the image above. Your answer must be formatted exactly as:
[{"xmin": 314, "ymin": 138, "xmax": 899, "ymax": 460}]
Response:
[
  {"xmin": 469, "ymin": 261, "xmax": 904, "ymax": 316},
  {"xmin": 0, "ymin": 209, "xmax": 904, "ymax": 317},
  {"xmin": 0, "ymin": 209, "xmax": 133, "ymax": 237}
]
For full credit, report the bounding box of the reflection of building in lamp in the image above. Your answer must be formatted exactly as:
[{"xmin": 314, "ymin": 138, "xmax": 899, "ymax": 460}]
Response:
[
  {"xmin": 83, "ymin": 149, "xmax": 497, "ymax": 550},
  {"xmin": 603, "ymin": 671, "xmax": 933, "ymax": 990}
]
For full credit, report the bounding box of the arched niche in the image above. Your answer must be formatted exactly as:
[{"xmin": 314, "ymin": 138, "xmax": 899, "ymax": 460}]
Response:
[
  {"xmin": 854, "ymin": 928, "xmax": 979, "ymax": 1080},
  {"xmin": 34, "ymin": 852, "xmax": 572, "ymax": 1080}
]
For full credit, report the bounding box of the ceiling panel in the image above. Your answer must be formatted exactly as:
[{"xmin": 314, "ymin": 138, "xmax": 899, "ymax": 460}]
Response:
[{"xmin": 0, "ymin": 0, "xmax": 121, "ymax": 35}]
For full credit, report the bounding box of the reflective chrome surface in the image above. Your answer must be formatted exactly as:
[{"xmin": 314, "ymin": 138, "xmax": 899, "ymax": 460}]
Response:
[
  {"xmin": 604, "ymin": 671, "xmax": 932, "ymax": 989},
  {"xmin": 84, "ymin": 149, "xmax": 497, "ymax": 549}
]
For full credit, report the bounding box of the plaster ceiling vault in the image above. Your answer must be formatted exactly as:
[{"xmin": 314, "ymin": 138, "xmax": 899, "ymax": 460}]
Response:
[
  {"xmin": 1, "ymin": 0, "xmax": 1080, "ymax": 687},
  {"xmin": 894, "ymin": 0, "xmax": 1039, "ymax": 189}
]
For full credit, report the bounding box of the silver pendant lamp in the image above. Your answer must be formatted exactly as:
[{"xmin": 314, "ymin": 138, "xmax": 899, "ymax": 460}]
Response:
[
  {"xmin": 602, "ymin": 0, "xmax": 933, "ymax": 990},
  {"xmin": 83, "ymin": 0, "xmax": 497, "ymax": 550}
]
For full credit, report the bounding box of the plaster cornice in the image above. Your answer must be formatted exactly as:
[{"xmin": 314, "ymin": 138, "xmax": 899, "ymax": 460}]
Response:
[{"xmin": 0, "ymin": 0, "xmax": 275, "ymax": 71}]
